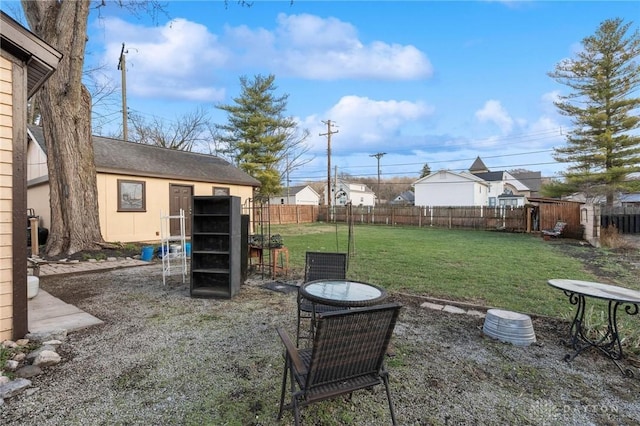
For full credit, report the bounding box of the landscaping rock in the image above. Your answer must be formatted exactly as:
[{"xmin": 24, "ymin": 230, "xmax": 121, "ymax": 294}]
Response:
[
  {"xmin": 33, "ymin": 350, "xmax": 61, "ymax": 368},
  {"xmin": 15, "ymin": 365, "xmax": 43, "ymax": 379},
  {"xmin": 0, "ymin": 378, "xmax": 31, "ymax": 399}
]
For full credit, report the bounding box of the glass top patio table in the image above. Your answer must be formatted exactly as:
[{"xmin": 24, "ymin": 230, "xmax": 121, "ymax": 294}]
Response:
[{"xmin": 300, "ymin": 279, "xmax": 388, "ymax": 308}]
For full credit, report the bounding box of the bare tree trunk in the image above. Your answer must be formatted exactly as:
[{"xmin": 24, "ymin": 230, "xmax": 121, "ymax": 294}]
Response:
[{"xmin": 23, "ymin": 0, "xmax": 104, "ymax": 255}]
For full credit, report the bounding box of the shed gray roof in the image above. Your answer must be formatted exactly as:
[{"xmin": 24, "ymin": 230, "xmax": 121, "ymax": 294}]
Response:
[{"xmin": 28, "ymin": 125, "xmax": 260, "ymax": 187}]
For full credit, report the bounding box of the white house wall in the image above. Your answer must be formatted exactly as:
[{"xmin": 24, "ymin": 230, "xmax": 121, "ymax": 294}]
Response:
[
  {"xmin": 269, "ymin": 186, "xmax": 319, "ymax": 205},
  {"xmin": 26, "ymin": 138, "xmax": 47, "ymax": 181},
  {"xmin": 295, "ymin": 186, "xmax": 320, "ymax": 205},
  {"xmin": 415, "ymin": 180, "xmax": 480, "ymax": 206}
]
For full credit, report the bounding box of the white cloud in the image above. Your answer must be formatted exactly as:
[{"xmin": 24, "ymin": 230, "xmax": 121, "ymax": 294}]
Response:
[
  {"xmin": 97, "ymin": 17, "xmax": 229, "ymax": 102},
  {"xmin": 225, "ymin": 13, "xmax": 433, "ymax": 80},
  {"xmin": 302, "ymin": 96, "xmax": 434, "ymax": 154},
  {"xmin": 95, "ymin": 13, "xmax": 433, "ymax": 102},
  {"xmin": 475, "ymin": 100, "xmax": 514, "ymax": 134}
]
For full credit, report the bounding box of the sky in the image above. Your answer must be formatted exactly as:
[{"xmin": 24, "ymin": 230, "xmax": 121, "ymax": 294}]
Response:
[{"xmin": 4, "ymin": 1, "xmax": 639, "ymax": 187}]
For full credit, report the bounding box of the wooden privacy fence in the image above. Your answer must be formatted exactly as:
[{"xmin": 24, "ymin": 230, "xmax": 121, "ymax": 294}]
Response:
[
  {"xmin": 256, "ymin": 202, "xmax": 586, "ymax": 237},
  {"xmin": 536, "ymin": 201, "xmax": 582, "ymax": 239},
  {"xmin": 318, "ymin": 205, "xmax": 529, "ymax": 231},
  {"xmin": 257, "ymin": 204, "xmax": 319, "ymax": 225},
  {"xmin": 600, "ymin": 206, "xmax": 640, "ymax": 234}
]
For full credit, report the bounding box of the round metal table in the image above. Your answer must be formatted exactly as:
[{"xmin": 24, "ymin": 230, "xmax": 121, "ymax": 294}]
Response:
[
  {"xmin": 548, "ymin": 278, "xmax": 640, "ymax": 377},
  {"xmin": 300, "ymin": 279, "xmax": 388, "ymax": 308}
]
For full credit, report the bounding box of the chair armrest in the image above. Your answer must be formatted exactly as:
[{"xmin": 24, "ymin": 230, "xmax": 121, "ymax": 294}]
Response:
[{"xmin": 276, "ymin": 327, "xmax": 306, "ymax": 374}]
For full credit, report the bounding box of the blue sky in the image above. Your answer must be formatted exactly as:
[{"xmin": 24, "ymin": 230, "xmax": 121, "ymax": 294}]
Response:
[{"xmin": 4, "ymin": 1, "xmax": 639, "ymax": 186}]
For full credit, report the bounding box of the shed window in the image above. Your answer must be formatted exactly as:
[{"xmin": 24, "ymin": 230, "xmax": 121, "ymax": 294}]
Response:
[{"xmin": 117, "ymin": 179, "xmax": 146, "ymax": 212}]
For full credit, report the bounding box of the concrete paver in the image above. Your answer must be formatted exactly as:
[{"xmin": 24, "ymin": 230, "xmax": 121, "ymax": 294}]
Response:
[
  {"xmin": 36, "ymin": 258, "xmax": 151, "ymax": 277},
  {"xmin": 27, "ymin": 258, "xmax": 154, "ymax": 335},
  {"xmin": 28, "ymin": 290, "xmax": 103, "ymax": 334}
]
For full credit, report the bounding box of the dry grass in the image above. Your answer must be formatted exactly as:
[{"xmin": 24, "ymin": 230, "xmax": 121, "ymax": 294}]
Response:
[{"xmin": 600, "ymin": 225, "xmax": 636, "ymax": 249}]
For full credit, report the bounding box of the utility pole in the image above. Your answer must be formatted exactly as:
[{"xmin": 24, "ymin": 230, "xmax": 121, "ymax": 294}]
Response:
[
  {"xmin": 117, "ymin": 43, "xmax": 128, "ymax": 141},
  {"xmin": 285, "ymin": 154, "xmax": 290, "ymax": 204},
  {"xmin": 320, "ymin": 120, "xmax": 338, "ymax": 207},
  {"xmin": 370, "ymin": 152, "xmax": 386, "ymax": 204}
]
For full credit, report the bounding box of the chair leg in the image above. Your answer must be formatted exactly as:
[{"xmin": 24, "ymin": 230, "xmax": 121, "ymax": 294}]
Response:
[
  {"xmin": 296, "ymin": 308, "xmax": 302, "ymax": 346},
  {"xmin": 292, "ymin": 397, "xmax": 301, "ymax": 426},
  {"xmin": 381, "ymin": 373, "xmax": 397, "ymax": 426},
  {"xmin": 277, "ymin": 355, "xmax": 289, "ymax": 420}
]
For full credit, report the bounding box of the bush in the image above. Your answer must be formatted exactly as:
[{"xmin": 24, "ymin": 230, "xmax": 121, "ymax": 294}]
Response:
[{"xmin": 600, "ymin": 225, "xmax": 634, "ymax": 249}]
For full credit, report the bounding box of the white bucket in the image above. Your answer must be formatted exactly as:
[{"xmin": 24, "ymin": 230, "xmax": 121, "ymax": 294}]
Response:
[
  {"xmin": 27, "ymin": 276, "xmax": 39, "ymax": 299},
  {"xmin": 170, "ymin": 244, "xmax": 182, "ymax": 254},
  {"xmin": 483, "ymin": 309, "xmax": 536, "ymax": 346}
]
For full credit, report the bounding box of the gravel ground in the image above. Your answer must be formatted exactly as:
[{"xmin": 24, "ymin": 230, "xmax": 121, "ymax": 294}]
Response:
[{"xmin": 2, "ymin": 263, "xmax": 640, "ymax": 425}]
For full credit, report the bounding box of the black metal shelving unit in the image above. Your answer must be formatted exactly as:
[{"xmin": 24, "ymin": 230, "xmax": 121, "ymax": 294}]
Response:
[{"xmin": 190, "ymin": 196, "xmax": 241, "ymax": 298}]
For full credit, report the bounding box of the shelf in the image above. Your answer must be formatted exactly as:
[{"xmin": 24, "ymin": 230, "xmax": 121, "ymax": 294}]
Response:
[
  {"xmin": 190, "ymin": 196, "xmax": 241, "ymax": 299},
  {"xmin": 192, "ymin": 268, "xmax": 229, "ymax": 274},
  {"xmin": 191, "ymin": 286, "xmax": 234, "ymax": 299}
]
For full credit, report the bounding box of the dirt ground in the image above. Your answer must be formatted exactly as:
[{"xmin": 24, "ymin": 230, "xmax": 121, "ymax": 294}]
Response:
[{"xmin": 5, "ymin": 239, "xmax": 640, "ymax": 425}]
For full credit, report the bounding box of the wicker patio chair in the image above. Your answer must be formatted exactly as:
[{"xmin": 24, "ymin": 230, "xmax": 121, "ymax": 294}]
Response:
[
  {"xmin": 277, "ymin": 302, "xmax": 402, "ymax": 425},
  {"xmin": 296, "ymin": 252, "xmax": 348, "ymax": 345}
]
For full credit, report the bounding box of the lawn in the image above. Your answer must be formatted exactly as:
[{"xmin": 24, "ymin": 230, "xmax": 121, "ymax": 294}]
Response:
[{"xmin": 269, "ymin": 223, "xmax": 631, "ymax": 319}]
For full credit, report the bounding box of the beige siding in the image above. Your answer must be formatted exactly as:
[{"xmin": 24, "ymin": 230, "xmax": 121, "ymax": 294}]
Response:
[
  {"xmin": 26, "ymin": 182, "xmax": 49, "ymax": 228},
  {"xmin": 97, "ymin": 173, "xmax": 254, "ymax": 243},
  {"xmin": 0, "ymin": 55, "xmax": 13, "ymax": 341},
  {"xmin": 29, "ymin": 171, "xmax": 255, "ymax": 244}
]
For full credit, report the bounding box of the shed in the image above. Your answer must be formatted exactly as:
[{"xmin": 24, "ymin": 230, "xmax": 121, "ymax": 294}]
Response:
[{"xmin": 27, "ymin": 125, "xmax": 261, "ymax": 242}]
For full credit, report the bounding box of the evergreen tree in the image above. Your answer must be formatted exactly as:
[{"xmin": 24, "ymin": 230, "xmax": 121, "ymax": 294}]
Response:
[
  {"xmin": 548, "ymin": 18, "xmax": 640, "ymax": 205},
  {"xmin": 216, "ymin": 74, "xmax": 302, "ymax": 196},
  {"xmin": 420, "ymin": 163, "xmax": 432, "ymax": 178}
]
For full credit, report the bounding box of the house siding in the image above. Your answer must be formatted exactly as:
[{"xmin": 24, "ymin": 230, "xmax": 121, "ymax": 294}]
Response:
[
  {"xmin": 326, "ymin": 180, "xmax": 375, "ymax": 206},
  {"xmin": 269, "ymin": 186, "xmax": 319, "ymax": 206},
  {"xmin": 94, "ymin": 173, "xmax": 254, "ymax": 243},
  {"xmin": 0, "ymin": 55, "xmax": 13, "ymax": 340},
  {"xmin": 414, "ymin": 171, "xmax": 490, "ymax": 207},
  {"xmin": 294, "ymin": 186, "xmax": 320, "ymax": 205},
  {"xmin": 26, "ymin": 135, "xmax": 47, "ymax": 181}
]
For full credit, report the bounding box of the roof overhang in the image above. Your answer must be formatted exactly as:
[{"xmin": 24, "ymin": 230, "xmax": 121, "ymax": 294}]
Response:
[{"xmin": 1, "ymin": 11, "xmax": 62, "ymax": 98}]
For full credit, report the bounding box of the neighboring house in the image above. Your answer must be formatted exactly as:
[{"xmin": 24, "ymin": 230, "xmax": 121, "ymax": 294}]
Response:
[
  {"xmin": 325, "ymin": 179, "xmax": 376, "ymax": 206},
  {"xmin": 413, "ymin": 170, "xmax": 490, "ymax": 207},
  {"xmin": 390, "ymin": 190, "xmax": 415, "ymax": 205},
  {"xmin": 1, "ymin": 11, "xmax": 62, "ymax": 340},
  {"xmin": 269, "ymin": 185, "xmax": 320, "ymax": 205},
  {"xmin": 510, "ymin": 170, "xmax": 542, "ymax": 197},
  {"xmin": 471, "ymin": 171, "xmax": 531, "ymax": 207},
  {"xmin": 620, "ymin": 193, "xmax": 640, "ymax": 207},
  {"xmin": 413, "ymin": 157, "xmax": 538, "ymax": 207},
  {"xmin": 27, "ymin": 125, "xmax": 260, "ymax": 243},
  {"xmin": 564, "ymin": 192, "xmax": 640, "ymax": 207}
]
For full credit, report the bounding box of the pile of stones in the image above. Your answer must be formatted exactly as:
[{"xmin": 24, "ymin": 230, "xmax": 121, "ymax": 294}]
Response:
[{"xmin": 0, "ymin": 329, "xmax": 66, "ymax": 406}]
